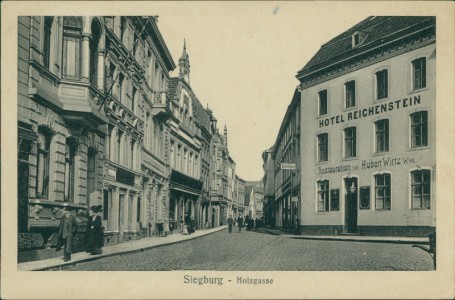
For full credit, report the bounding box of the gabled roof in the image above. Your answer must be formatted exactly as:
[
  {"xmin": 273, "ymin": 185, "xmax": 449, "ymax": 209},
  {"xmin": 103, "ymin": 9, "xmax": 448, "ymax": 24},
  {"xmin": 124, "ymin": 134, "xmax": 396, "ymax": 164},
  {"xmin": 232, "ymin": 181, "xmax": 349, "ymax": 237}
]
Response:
[
  {"xmin": 297, "ymin": 16, "xmax": 435, "ymax": 78},
  {"xmin": 192, "ymin": 96, "xmax": 211, "ymax": 133}
]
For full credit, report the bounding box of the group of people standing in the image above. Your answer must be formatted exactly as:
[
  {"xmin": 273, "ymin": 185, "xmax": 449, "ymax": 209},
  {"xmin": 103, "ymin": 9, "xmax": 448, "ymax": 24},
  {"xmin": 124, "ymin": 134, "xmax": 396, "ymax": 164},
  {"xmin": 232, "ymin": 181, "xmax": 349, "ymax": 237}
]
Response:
[
  {"xmin": 56, "ymin": 204, "xmax": 104, "ymax": 261},
  {"xmin": 227, "ymin": 214, "xmax": 264, "ymax": 234}
]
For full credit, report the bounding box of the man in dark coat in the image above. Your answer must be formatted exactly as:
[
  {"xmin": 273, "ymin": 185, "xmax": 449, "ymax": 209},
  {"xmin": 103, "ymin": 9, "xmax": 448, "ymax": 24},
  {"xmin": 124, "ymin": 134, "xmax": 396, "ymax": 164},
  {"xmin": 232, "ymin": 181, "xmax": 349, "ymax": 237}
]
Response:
[
  {"xmin": 56, "ymin": 206, "xmax": 78, "ymax": 261},
  {"xmin": 227, "ymin": 215, "xmax": 233, "ymax": 233},
  {"xmin": 237, "ymin": 214, "xmax": 244, "ymax": 233},
  {"xmin": 184, "ymin": 214, "xmax": 192, "ymax": 235}
]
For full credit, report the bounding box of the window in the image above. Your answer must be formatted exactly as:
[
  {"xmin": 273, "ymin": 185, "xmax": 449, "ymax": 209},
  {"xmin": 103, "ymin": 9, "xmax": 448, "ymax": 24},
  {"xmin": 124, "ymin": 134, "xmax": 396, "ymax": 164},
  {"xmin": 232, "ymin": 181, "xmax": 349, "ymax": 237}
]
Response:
[
  {"xmin": 411, "ymin": 170, "xmax": 431, "ymax": 209},
  {"xmin": 411, "ymin": 111, "xmax": 428, "ymax": 147},
  {"xmin": 64, "ymin": 139, "xmax": 77, "ymax": 202},
  {"xmin": 87, "ymin": 148, "xmax": 96, "ymax": 202},
  {"xmin": 318, "ymin": 90, "xmax": 328, "ymax": 116},
  {"xmin": 317, "ymin": 180, "xmax": 329, "ymax": 211},
  {"xmin": 375, "ymin": 119, "xmax": 389, "ymax": 152},
  {"xmin": 43, "ymin": 17, "xmax": 54, "ymax": 69},
  {"xmin": 120, "ymin": 17, "xmax": 127, "ymax": 43},
  {"xmin": 131, "ymin": 86, "xmax": 137, "ymax": 113},
  {"xmin": 412, "ymin": 58, "xmax": 426, "ymax": 90},
  {"xmin": 345, "ymin": 80, "xmax": 356, "ymax": 108},
  {"xmin": 103, "ymin": 189, "xmax": 110, "ymax": 220},
  {"xmin": 359, "ymin": 186, "xmax": 370, "ymax": 209},
  {"xmin": 137, "ymin": 197, "xmax": 141, "ymax": 222},
  {"xmin": 118, "ymin": 73, "xmax": 125, "ymax": 103},
  {"xmin": 344, "ymin": 127, "xmax": 357, "ymax": 158},
  {"xmin": 62, "ymin": 17, "xmax": 82, "ymax": 80},
  {"xmin": 374, "ymin": 173, "xmax": 391, "ymax": 210},
  {"xmin": 317, "ymin": 133, "xmax": 328, "ymax": 162},
  {"xmin": 90, "ymin": 20, "xmax": 102, "ymax": 86},
  {"xmin": 116, "ymin": 131, "xmax": 122, "ymax": 164},
  {"xmin": 36, "ymin": 128, "xmax": 52, "ymax": 198},
  {"xmin": 376, "ymin": 70, "xmax": 388, "ymax": 99},
  {"xmin": 330, "ymin": 189, "xmax": 340, "ymax": 211}
]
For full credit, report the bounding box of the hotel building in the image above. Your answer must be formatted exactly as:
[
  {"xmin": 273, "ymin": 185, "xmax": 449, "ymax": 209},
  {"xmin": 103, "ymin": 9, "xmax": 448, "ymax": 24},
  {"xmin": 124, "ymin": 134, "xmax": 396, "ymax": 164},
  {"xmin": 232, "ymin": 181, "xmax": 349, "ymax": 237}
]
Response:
[{"xmin": 297, "ymin": 16, "xmax": 436, "ymax": 236}]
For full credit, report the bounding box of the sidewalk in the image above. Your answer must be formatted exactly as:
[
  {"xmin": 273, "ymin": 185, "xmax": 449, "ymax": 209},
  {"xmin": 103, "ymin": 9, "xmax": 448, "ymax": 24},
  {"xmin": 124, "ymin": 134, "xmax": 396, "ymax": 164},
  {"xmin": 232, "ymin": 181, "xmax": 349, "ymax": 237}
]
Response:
[
  {"xmin": 18, "ymin": 226, "xmax": 227, "ymax": 271},
  {"xmin": 260, "ymin": 228, "xmax": 430, "ymax": 244}
]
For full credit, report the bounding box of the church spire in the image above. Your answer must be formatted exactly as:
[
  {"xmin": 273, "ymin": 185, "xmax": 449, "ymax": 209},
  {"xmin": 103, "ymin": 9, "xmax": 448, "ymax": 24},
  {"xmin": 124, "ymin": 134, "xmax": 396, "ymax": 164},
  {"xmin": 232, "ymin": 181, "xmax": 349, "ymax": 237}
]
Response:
[{"xmin": 179, "ymin": 39, "xmax": 190, "ymax": 83}]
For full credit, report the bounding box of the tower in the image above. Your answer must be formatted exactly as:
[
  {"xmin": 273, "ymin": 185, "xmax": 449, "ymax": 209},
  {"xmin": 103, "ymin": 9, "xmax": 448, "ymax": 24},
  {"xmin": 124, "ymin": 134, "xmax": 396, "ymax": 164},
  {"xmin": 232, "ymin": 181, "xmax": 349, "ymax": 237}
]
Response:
[
  {"xmin": 224, "ymin": 124, "xmax": 228, "ymax": 148},
  {"xmin": 179, "ymin": 39, "xmax": 190, "ymax": 83}
]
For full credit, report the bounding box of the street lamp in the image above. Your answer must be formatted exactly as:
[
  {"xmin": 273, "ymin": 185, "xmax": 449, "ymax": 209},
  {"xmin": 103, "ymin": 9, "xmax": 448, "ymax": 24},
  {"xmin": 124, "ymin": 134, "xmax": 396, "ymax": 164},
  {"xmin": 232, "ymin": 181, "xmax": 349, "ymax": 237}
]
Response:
[{"xmin": 349, "ymin": 181, "xmax": 356, "ymax": 194}]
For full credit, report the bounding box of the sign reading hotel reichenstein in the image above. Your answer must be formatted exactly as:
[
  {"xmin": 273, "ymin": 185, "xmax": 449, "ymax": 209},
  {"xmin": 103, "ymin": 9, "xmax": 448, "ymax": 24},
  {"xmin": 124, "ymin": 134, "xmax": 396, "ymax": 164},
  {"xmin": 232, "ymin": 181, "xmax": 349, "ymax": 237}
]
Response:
[{"xmin": 318, "ymin": 95, "xmax": 422, "ymax": 128}]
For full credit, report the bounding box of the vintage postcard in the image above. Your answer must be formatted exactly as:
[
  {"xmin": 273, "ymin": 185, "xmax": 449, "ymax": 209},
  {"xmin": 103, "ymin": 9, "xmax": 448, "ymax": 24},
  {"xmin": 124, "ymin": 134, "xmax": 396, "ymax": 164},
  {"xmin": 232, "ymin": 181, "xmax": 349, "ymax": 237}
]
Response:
[{"xmin": 1, "ymin": 1, "xmax": 454, "ymax": 299}]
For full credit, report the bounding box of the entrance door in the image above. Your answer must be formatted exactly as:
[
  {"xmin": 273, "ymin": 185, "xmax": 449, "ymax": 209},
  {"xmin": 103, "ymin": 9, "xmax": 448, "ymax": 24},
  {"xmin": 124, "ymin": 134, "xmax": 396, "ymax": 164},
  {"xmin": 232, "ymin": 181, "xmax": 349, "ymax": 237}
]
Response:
[
  {"xmin": 18, "ymin": 161, "xmax": 29, "ymax": 232},
  {"xmin": 344, "ymin": 178, "xmax": 358, "ymax": 233}
]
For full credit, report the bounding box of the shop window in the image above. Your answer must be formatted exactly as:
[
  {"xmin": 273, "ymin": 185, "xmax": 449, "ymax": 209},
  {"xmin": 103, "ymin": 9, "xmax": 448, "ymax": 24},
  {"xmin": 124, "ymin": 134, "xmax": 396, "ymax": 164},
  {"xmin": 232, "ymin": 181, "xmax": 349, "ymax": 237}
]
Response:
[
  {"xmin": 318, "ymin": 90, "xmax": 328, "ymax": 116},
  {"xmin": 345, "ymin": 80, "xmax": 356, "ymax": 108},
  {"xmin": 64, "ymin": 139, "xmax": 77, "ymax": 202},
  {"xmin": 317, "ymin": 180, "xmax": 329, "ymax": 212},
  {"xmin": 374, "ymin": 173, "xmax": 391, "ymax": 210},
  {"xmin": 376, "ymin": 69, "xmax": 388, "ymax": 99},
  {"xmin": 344, "ymin": 127, "xmax": 357, "ymax": 158},
  {"xmin": 62, "ymin": 17, "xmax": 82, "ymax": 80},
  {"xmin": 317, "ymin": 133, "xmax": 328, "ymax": 162},
  {"xmin": 411, "ymin": 170, "xmax": 431, "ymax": 209},
  {"xmin": 412, "ymin": 58, "xmax": 426, "ymax": 90},
  {"xmin": 36, "ymin": 128, "xmax": 52, "ymax": 198},
  {"xmin": 330, "ymin": 189, "xmax": 339, "ymax": 211},
  {"xmin": 411, "ymin": 111, "xmax": 428, "ymax": 147},
  {"xmin": 375, "ymin": 119, "xmax": 389, "ymax": 153},
  {"xmin": 359, "ymin": 186, "xmax": 370, "ymax": 209}
]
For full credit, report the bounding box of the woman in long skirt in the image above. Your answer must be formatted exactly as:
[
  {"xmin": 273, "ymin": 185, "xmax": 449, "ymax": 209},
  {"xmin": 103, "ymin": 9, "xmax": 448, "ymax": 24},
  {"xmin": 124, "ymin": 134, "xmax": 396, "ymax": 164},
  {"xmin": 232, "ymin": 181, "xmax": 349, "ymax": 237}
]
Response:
[{"xmin": 86, "ymin": 205, "xmax": 104, "ymax": 255}]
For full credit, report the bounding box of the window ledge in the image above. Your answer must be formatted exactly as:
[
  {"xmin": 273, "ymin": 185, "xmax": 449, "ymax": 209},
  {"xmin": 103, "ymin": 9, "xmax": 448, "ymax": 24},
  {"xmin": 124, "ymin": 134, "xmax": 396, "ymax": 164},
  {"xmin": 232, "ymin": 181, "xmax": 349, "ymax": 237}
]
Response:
[
  {"xmin": 409, "ymin": 87, "xmax": 429, "ymax": 95},
  {"xmin": 342, "ymin": 157, "xmax": 358, "ymax": 162},
  {"xmin": 316, "ymin": 160, "xmax": 330, "ymax": 165},
  {"xmin": 409, "ymin": 145, "xmax": 431, "ymax": 152},
  {"xmin": 343, "ymin": 106, "xmax": 357, "ymax": 112},
  {"xmin": 375, "ymin": 97, "xmax": 390, "ymax": 103},
  {"xmin": 372, "ymin": 151, "xmax": 389, "ymax": 157}
]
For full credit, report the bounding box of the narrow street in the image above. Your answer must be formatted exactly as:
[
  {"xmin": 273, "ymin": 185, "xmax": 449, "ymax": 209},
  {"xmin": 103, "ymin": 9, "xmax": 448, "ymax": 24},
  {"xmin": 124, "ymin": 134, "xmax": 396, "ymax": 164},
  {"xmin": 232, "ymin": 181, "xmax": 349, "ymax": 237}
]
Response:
[{"xmin": 68, "ymin": 229, "xmax": 434, "ymax": 271}]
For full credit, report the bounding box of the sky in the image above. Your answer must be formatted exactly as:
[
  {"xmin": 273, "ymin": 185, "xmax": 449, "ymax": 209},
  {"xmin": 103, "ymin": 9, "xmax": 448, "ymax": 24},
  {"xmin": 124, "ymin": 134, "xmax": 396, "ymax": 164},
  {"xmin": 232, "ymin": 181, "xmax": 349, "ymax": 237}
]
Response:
[{"xmin": 147, "ymin": 3, "xmax": 367, "ymax": 180}]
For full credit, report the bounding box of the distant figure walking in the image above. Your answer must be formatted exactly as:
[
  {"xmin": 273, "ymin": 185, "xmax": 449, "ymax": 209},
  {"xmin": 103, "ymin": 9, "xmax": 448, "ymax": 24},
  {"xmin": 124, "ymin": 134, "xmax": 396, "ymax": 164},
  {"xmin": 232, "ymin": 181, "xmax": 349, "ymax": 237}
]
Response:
[
  {"xmin": 237, "ymin": 215, "xmax": 244, "ymax": 233},
  {"xmin": 227, "ymin": 215, "xmax": 233, "ymax": 233},
  {"xmin": 56, "ymin": 205, "xmax": 78, "ymax": 261},
  {"xmin": 86, "ymin": 205, "xmax": 104, "ymax": 255}
]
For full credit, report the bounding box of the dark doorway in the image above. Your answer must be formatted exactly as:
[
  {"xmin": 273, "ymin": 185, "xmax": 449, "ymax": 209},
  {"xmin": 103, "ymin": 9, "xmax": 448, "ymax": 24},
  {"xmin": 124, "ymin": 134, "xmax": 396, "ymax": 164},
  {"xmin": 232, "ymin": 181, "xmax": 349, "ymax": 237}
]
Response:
[{"xmin": 344, "ymin": 177, "xmax": 358, "ymax": 233}]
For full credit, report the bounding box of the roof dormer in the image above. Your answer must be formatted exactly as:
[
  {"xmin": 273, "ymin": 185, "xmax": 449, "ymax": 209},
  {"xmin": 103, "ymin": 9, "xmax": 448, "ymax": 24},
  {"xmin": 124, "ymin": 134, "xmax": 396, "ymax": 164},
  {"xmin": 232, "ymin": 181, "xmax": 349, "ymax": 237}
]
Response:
[{"xmin": 352, "ymin": 31, "xmax": 367, "ymax": 48}]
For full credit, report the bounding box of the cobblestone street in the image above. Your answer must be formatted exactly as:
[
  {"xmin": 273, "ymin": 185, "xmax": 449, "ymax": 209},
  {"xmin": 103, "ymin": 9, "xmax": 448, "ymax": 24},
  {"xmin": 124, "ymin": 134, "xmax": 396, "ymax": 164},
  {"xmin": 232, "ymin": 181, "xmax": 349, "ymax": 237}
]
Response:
[{"xmin": 68, "ymin": 229, "xmax": 434, "ymax": 271}]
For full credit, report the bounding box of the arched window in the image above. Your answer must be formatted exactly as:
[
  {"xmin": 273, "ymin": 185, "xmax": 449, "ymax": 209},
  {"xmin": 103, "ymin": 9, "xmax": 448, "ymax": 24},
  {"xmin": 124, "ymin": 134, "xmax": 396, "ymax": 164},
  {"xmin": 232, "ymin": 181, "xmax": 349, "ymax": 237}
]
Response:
[
  {"xmin": 36, "ymin": 127, "xmax": 53, "ymax": 198},
  {"xmin": 90, "ymin": 19, "xmax": 102, "ymax": 86},
  {"xmin": 62, "ymin": 17, "xmax": 83, "ymax": 80}
]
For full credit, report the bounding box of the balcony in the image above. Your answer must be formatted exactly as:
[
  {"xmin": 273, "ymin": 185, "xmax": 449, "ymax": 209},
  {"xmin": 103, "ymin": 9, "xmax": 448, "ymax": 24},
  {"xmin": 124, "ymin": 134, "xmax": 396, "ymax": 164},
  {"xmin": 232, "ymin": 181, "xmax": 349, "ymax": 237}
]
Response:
[
  {"xmin": 28, "ymin": 61, "xmax": 108, "ymax": 129},
  {"xmin": 152, "ymin": 91, "xmax": 172, "ymax": 123}
]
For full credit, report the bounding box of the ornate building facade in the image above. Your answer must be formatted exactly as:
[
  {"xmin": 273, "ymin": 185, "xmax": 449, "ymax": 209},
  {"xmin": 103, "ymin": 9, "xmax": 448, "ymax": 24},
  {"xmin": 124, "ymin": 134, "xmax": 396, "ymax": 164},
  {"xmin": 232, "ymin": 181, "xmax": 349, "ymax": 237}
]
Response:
[{"xmin": 18, "ymin": 15, "xmax": 243, "ymax": 256}]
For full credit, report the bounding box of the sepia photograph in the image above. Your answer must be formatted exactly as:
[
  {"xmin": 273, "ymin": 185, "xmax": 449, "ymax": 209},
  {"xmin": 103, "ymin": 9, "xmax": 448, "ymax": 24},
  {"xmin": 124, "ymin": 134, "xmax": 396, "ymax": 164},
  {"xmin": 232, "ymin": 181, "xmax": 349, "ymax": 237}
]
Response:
[{"xmin": 2, "ymin": 1, "xmax": 454, "ymax": 299}]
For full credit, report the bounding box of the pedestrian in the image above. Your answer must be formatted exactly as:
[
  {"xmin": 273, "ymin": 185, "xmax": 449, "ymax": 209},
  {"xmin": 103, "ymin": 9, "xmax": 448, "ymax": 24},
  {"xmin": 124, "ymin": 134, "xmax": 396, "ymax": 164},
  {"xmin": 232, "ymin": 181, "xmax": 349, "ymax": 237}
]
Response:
[
  {"xmin": 86, "ymin": 205, "xmax": 104, "ymax": 255},
  {"xmin": 227, "ymin": 215, "xmax": 233, "ymax": 233},
  {"xmin": 237, "ymin": 214, "xmax": 244, "ymax": 233},
  {"xmin": 56, "ymin": 205, "xmax": 78, "ymax": 261},
  {"xmin": 184, "ymin": 214, "xmax": 192, "ymax": 235}
]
